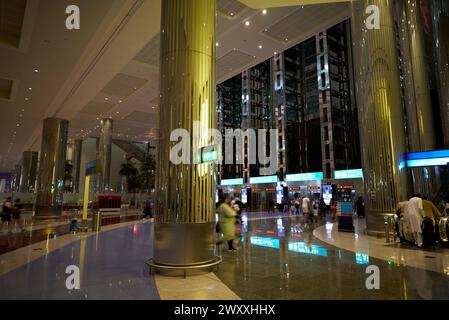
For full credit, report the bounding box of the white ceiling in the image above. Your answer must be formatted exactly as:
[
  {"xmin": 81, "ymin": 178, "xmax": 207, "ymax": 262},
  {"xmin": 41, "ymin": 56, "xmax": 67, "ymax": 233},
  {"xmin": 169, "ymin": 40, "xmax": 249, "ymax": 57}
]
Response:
[{"xmin": 0, "ymin": 0, "xmax": 350, "ymax": 171}]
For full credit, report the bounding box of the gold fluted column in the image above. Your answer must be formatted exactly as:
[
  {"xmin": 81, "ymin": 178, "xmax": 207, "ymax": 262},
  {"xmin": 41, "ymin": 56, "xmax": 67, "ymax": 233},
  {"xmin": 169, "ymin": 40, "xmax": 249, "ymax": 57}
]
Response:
[
  {"xmin": 396, "ymin": 0, "xmax": 437, "ymax": 196},
  {"xmin": 431, "ymin": 1, "xmax": 449, "ymax": 147},
  {"xmin": 351, "ymin": 0, "xmax": 409, "ymax": 234},
  {"xmin": 19, "ymin": 151, "xmax": 38, "ymax": 193},
  {"xmin": 35, "ymin": 118, "xmax": 69, "ymax": 219},
  {"xmin": 154, "ymin": 0, "xmax": 217, "ymax": 268},
  {"xmin": 98, "ymin": 118, "xmax": 113, "ymax": 193}
]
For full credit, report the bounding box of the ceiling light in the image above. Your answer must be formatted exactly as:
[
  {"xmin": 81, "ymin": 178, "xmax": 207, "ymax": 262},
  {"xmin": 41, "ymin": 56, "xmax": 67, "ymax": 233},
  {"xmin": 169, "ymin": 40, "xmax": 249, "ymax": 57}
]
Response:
[
  {"xmin": 258, "ymin": 45, "xmax": 263, "ymax": 49},
  {"xmin": 274, "ymin": 51, "xmax": 278, "ymax": 55},
  {"xmin": 116, "ymin": 111, "xmax": 120, "ymax": 114},
  {"xmin": 230, "ymin": 12, "xmax": 234, "ymax": 16},
  {"xmin": 16, "ymin": 124, "xmax": 20, "ymax": 127},
  {"xmin": 34, "ymin": 69, "xmax": 39, "ymax": 73},
  {"xmin": 105, "ymin": 97, "xmax": 109, "ymax": 101},
  {"xmin": 119, "ymin": 100, "xmax": 122, "ymax": 103},
  {"xmin": 244, "ymin": 21, "xmax": 250, "ymax": 27},
  {"xmin": 28, "ymin": 87, "xmax": 32, "ymax": 91},
  {"xmin": 25, "ymin": 98, "xmax": 29, "ymax": 101},
  {"xmin": 215, "ymin": 42, "xmax": 219, "ymax": 47},
  {"xmin": 262, "ymin": 9, "xmax": 267, "ymax": 15}
]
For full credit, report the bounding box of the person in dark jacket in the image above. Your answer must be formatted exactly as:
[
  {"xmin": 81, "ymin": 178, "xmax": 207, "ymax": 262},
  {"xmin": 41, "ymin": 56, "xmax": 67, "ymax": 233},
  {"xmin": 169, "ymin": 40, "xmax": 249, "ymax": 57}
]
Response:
[
  {"xmin": 1, "ymin": 197, "xmax": 13, "ymax": 233},
  {"xmin": 143, "ymin": 195, "xmax": 153, "ymax": 219},
  {"xmin": 355, "ymin": 196, "xmax": 365, "ymax": 217},
  {"xmin": 12, "ymin": 198, "xmax": 24, "ymax": 232}
]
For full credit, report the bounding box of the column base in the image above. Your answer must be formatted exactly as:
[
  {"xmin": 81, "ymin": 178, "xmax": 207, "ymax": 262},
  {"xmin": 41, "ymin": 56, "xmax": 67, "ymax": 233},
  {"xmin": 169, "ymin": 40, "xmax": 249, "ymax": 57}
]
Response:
[
  {"xmin": 152, "ymin": 222, "xmax": 218, "ymax": 276},
  {"xmin": 365, "ymin": 210, "xmax": 396, "ymax": 237},
  {"xmin": 33, "ymin": 205, "xmax": 62, "ymax": 221}
]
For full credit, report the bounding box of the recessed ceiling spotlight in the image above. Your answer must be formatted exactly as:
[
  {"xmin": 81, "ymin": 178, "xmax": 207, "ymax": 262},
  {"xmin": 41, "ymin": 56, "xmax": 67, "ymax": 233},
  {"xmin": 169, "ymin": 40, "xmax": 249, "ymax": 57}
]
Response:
[
  {"xmin": 274, "ymin": 51, "xmax": 278, "ymax": 55},
  {"xmin": 230, "ymin": 12, "xmax": 234, "ymax": 16},
  {"xmin": 258, "ymin": 45, "xmax": 263, "ymax": 49},
  {"xmin": 244, "ymin": 21, "xmax": 250, "ymax": 27},
  {"xmin": 262, "ymin": 9, "xmax": 267, "ymax": 15},
  {"xmin": 116, "ymin": 111, "xmax": 120, "ymax": 114},
  {"xmin": 105, "ymin": 97, "xmax": 109, "ymax": 101},
  {"xmin": 25, "ymin": 98, "xmax": 29, "ymax": 101},
  {"xmin": 215, "ymin": 42, "xmax": 219, "ymax": 47},
  {"xmin": 34, "ymin": 69, "xmax": 39, "ymax": 73},
  {"xmin": 21, "ymin": 109, "xmax": 25, "ymax": 112},
  {"xmin": 16, "ymin": 124, "xmax": 20, "ymax": 127},
  {"xmin": 28, "ymin": 87, "xmax": 32, "ymax": 91},
  {"xmin": 119, "ymin": 100, "xmax": 122, "ymax": 103}
]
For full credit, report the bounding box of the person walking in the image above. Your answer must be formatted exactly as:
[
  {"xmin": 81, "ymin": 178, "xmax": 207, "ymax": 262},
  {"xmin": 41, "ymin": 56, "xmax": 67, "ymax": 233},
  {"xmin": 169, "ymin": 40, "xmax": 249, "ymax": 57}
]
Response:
[
  {"xmin": 319, "ymin": 197, "xmax": 326, "ymax": 218},
  {"xmin": 302, "ymin": 195, "xmax": 312, "ymax": 228},
  {"xmin": 1, "ymin": 197, "xmax": 13, "ymax": 233},
  {"xmin": 143, "ymin": 194, "xmax": 153, "ymax": 220},
  {"xmin": 354, "ymin": 196, "xmax": 365, "ymax": 217},
  {"xmin": 294, "ymin": 197, "xmax": 301, "ymax": 215},
  {"xmin": 231, "ymin": 197, "xmax": 243, "ymax": 224},
  {"xmin": 12, "ymin": 198, "xmax": 24, "ymax": 232},
  {"xmin": 218, "ymin": 194, "xmax": 238, "ymax": 252}
]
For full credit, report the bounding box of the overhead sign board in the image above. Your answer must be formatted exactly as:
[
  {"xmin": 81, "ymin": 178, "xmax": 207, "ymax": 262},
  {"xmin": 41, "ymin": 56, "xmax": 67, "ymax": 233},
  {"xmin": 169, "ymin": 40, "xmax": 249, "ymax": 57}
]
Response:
[
  {"xmin": 249, "ymin": 175, "xmax": 278, "ymax": 184},
  {"xmin": 334, "ymin": 169, "xmax": 363, "ymax": 179},
  {"xmin": 221, "ymin": 178, "xmax": 244, "ymax": 186},
  {"xmin": 286, "ymin": 172, "xmax": 323, "ymax": 182},
  {"xmin": 405, "ymin": 149, "xmax": 449, "ymax": 168}
]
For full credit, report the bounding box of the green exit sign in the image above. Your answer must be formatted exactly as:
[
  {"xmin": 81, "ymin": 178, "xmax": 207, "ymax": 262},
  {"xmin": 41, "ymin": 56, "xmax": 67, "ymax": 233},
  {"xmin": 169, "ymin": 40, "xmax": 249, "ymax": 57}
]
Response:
[{"xmin": 196, "ymin": 145, "xmax": 219, "ymax": 163}]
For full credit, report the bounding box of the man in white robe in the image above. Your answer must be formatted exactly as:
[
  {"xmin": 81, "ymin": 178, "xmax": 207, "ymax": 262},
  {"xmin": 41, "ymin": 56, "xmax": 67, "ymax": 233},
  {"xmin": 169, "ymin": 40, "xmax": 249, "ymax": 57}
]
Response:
[{"xmin": 408, "ymin": 195, "xmax": 425, "ymax": 247}]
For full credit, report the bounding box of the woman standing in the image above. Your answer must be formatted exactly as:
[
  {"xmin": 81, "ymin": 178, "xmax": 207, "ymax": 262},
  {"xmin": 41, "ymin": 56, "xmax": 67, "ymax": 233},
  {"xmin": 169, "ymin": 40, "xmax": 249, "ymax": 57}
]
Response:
[{"xmin": 218, "ymin": 194, "xmax": 238, "ymax": 252}]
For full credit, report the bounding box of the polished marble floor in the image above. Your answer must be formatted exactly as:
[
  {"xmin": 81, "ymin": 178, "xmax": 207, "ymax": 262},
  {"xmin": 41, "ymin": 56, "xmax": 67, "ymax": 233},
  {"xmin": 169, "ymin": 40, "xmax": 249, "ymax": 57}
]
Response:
[
  {"xmin": 0, "ymin": 221, "xmax": 159, "ymax": 299},
  {"xmin": 0, "ymin": 210, "xmax": 144, "ymax": 254},
  {"xmin": 1, "ymin": 212, "xmax": 449, "ymax": 299},
  {"xmin": 215, "ymin": 215, "xmax": 449, "ymax": 300}
]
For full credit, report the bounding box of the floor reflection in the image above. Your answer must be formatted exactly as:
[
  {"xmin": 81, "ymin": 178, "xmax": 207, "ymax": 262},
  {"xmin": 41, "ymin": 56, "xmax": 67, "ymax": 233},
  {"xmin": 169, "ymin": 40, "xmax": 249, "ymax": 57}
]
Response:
[{"xmin": 216, "ymin": 215, "xmax": 449, "ymax": 300}]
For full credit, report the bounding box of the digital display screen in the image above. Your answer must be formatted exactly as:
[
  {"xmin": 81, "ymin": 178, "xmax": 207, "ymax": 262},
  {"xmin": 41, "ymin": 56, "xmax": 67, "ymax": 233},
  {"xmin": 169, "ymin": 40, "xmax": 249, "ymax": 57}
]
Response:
[
  {"xmin": 334, "ymin": 169, "xmax": 363, "ymax": 179},
  {"xmin": 221, "ymin": 178, "xmax": 244, "ymax": 186},
  {"xmin": 322, "ymin": 184, "xmax": 333, "ymax": 205}
]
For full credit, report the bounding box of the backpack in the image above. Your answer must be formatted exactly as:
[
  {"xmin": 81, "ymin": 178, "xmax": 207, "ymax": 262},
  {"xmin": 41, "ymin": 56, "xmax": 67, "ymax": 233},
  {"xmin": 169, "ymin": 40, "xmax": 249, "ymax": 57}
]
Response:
[{"xmin": 421, "ymin": 217, "xmax": 436, "ymax": 248}]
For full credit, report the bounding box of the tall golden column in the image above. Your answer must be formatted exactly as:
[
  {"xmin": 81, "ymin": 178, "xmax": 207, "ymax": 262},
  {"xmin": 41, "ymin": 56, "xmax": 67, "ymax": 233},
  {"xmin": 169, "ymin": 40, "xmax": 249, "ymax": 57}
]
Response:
[
  {"xmin": 351, "ymin": 0, "xmax": 409, "ymax": 234},
  {"xmin": 154, "ymin": 0, "xmax": 217, "ymax": 268},
  {"xmin": 396, "ymin": 0, "xmax": 437, "ymax": 196},
  {"xmin": 35, "ymin": 118, "xmax": 69, "ymax": 219},
  {"xmin": 431, "ymin": 1, "xmax": 449, "ymax": 147}
]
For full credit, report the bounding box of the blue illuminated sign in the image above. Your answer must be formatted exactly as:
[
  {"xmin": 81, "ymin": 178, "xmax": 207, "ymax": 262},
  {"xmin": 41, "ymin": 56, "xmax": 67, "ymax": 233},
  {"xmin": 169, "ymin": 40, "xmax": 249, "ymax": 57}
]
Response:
[
  {"xmin": 288, "ymin": 242, "xmax": 328, "ymax": 257},
  {"xmin": 334, "ymin": 169, "xmax": 363, "ymax": 179},
  {"xmin": 405, "ymin": 149, "xmax": 449, "ymax": 168},
  {"xmin": 286, "ymin": 172, "xmax": 323, "ymax": 182},
  {"xmin": 355, "ymin": 253, "xmax": 370, "ymax": 264},
  {"xmin": 249, "ymin": 175, "xmax": 278, "ymax": 184},
  {"xmin": 221, "ymin": 178, "xmax": 244, "ymax": 186},
  {"xmin": 250, "ymin": 236, "xmax": 280, "ymax": 249}
]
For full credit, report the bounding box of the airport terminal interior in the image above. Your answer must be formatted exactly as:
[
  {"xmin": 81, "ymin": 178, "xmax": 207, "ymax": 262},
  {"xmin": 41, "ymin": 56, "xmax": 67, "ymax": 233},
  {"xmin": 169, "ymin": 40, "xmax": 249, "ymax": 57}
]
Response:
[{"xmin": 1, "ymin": 0, "xmax": 449, "ymax": 300}]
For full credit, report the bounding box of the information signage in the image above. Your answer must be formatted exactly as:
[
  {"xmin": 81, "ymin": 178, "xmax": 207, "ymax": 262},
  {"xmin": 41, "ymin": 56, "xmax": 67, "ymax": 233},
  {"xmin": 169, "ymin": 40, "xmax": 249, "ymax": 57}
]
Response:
[
  {"xmin": 249, "ymin": 175, "xmax": 278, "ymax": 184},
  {"xmin": 221, "ymin": 178, "xmax": 244, "ymax": 186},
  {"xmin": 85, "ymin": 160, "xmax": 98, "ymax": 176},
  {"xmin": 286, "ymin": 172, "xmax": 323, "ymax": 182},
  {"xmin": 334, "ymin": 169, "xmax": 363, "ymax": 179},
  {"xmin": 406, "ymin": 149, "xmax": 449, "ymax": 167}
]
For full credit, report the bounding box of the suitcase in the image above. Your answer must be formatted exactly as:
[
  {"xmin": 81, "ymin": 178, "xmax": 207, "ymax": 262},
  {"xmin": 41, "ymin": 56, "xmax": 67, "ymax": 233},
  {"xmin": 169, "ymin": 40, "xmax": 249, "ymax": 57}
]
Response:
[
  {"xmin": 421, "ymin": 217, "xmax": 436, "ymax": 248},
  {"xmin": 396, "ymin": 215, "xmax": 415, "ymax": 245}
]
